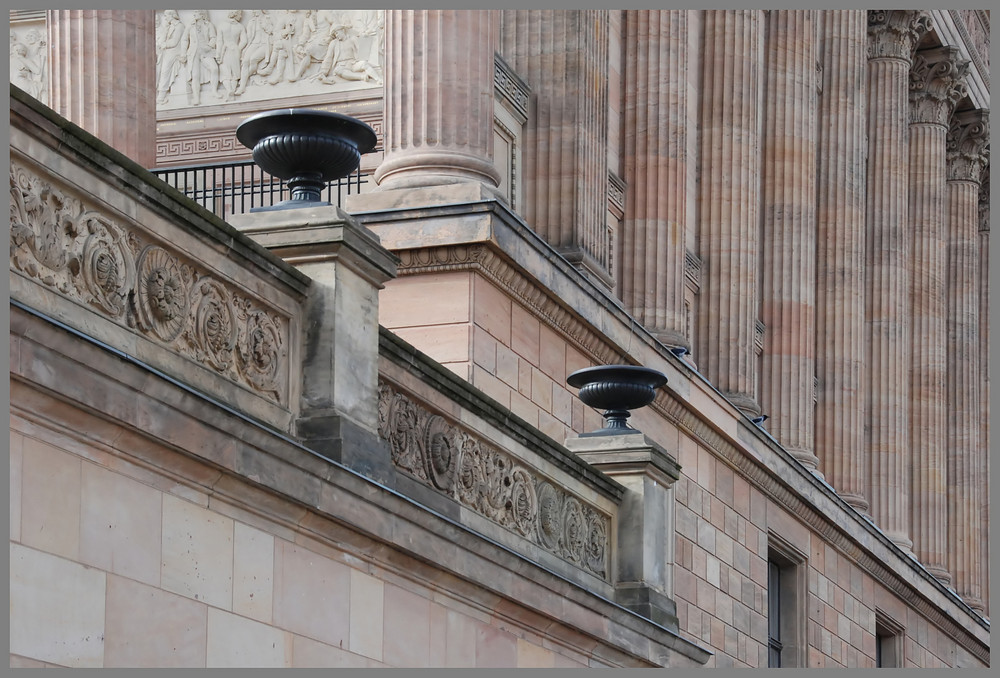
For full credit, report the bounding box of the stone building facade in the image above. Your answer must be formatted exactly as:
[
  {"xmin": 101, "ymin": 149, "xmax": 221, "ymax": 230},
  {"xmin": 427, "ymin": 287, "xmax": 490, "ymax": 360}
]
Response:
[{"xmin": 8, "ymin": 9, "xmax": 991, "ymax": 668}]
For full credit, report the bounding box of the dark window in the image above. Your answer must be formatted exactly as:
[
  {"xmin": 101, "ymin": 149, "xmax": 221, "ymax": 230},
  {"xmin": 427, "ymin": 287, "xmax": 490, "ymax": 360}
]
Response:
[
  {"xmin": 875, "ymin": 615, "xmax": 902, "ymax": 668},
  {"xmin": 768, "ymin": 559, "xmax": 783, "ymax": 667}
]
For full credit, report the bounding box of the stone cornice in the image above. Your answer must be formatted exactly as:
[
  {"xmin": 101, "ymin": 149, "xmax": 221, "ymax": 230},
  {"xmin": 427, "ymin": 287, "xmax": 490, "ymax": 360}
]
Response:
[
  {"xmin": 949, "ymin": 10, "xmax": 989, "ymax": 90},
  {"xmin": 867, "ymin": 10, "xmax": 932, "ymax": 62},
  {"xmin": 947, "ymin": 109, "xmax": 990, "ymax": 183},
  {"xmin": 909, "ymin": 47, "xmax": 970, "ymax": 126}
]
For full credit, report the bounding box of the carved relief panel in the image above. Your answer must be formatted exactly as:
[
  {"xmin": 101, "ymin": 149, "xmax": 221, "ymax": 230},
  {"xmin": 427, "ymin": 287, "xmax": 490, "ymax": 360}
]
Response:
[
  {"xmin": 9, "ymin": 158, "xmax": 290, "ymax": 406},
  {"xmin": 155, "ymin": 9, "xmax": 384, "ymax": 110},
  {"xmin": 378, "ymin": 380, "xmax": 612, "ymax": 581}
]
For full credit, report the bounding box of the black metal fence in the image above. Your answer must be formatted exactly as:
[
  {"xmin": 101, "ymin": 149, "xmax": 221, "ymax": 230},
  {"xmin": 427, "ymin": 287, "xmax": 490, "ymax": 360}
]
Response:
[{"xmin": 150, "ymin": 160, "xmax": 370, "ymax": 221}]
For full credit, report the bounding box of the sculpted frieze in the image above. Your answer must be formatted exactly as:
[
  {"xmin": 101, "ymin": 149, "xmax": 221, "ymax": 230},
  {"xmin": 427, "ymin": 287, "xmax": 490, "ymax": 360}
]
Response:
[
  {"xmin": 378, "ymin": 380, "xmax": 611, "ymax": 580},
  {"xmin": 9, "ymin": 160, "xmax": 289, "ymax": 405},
  {"xmin": 867, "ymin": 10, "xmax": 932, "ymax": 62},
  {"xmin": 909, "ymin": 47, "xmax": 969, "ymax": 126},
  {"xmin": 9, "ymin": 23, "xmax": 48, "ymax": 105},
  {"xmin": 155, "ymin": 9, "xmax": 384, "ymax": 110}
]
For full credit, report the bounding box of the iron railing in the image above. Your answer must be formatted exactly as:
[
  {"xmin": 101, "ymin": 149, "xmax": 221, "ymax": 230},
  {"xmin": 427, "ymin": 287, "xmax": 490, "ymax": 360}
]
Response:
[{"xmin": 150, "ymin": 160, "xmax": 370, "ymax": 221}]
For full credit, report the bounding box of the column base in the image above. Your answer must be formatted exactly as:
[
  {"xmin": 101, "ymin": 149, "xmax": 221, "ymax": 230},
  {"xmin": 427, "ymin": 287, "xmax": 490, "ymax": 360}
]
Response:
[
  {"xmin": 924, "ymin": 565, "xmax": 952, "ymax": 587},
  {"xmin": 839, "ymin": 492, "xmax": 870, "ymax": 515}
]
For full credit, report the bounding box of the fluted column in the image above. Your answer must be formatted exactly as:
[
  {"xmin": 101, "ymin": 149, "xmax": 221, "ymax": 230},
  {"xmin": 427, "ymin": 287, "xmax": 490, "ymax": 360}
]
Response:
[
  {"xmin": 946, "ymin": 109, "xmax": 988, "ymax": 613},
  {"xmin": 619, "ymin": 10, "xmax": 693, "ymax": 350},
  {"xmin": 695, "ymin": 9, "xmax": 765, "ymax": 416},
  {"xmin": 760, "ymin": 10, "xmax": 819, "ymax": 471},
  {"xmin": 816, "ymin": 10, "xmax": 869, "ymax": 513},
  {"xmin": 374, "ymin": 10, "xmax": 501, "ymax": 192},
  {"xmin": 978, "ymin": 171, "xmax": 990, "ymax": 617},
  {"xmin": 864, "ymin": 9, "xmax": 930, "ymax": 551},
  {"xmin": 500, "ymin": 10, "xmax": 613, "ymax": 285},
  {"xmin": 907, "ymin": 46, "xmax": 968, "ymax": 585},
  {"xmin": 46, "ymin": 10, "xmax": 156, "ymax": 168}
]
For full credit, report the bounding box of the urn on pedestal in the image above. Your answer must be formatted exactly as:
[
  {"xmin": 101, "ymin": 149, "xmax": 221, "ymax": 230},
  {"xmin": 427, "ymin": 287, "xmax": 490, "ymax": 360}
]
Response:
[{"xmin": 567, "ymin": 365, "xmax": 668, "ymax": 436}]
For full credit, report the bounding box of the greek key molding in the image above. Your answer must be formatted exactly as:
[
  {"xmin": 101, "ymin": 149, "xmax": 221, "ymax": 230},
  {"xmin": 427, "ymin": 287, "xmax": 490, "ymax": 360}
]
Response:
[
  {"xmin": 394, "ymin": 244, "xmax": 621, "ymax": 366},
  {"xmin": 494, "ymin": 54, "xmax": 530, "ymax": 122},
  {"xmin": 378, "ymin": 379, "xmax": 611, "ymax": 581},
  {"xmin": 9, "ymin": 159, "xmax": 290, "ymax": 405}
]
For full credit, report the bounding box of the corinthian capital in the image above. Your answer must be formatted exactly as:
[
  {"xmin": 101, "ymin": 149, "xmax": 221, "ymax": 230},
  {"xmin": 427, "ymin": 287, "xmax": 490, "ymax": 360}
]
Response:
[
  {"xmin": 947, "ymin": 109, "xmax": 990, "ymax": 183},
  {"xmin": 910, "ymin": 47, "xmax": 970, "ymax": 126},
  {"xmin": 867, "ymin": 10, "xmax": 932, "ymax": 61}
]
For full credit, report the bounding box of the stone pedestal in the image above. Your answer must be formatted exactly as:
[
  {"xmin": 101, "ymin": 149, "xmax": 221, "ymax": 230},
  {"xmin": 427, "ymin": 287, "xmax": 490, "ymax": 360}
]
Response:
[
  {"xmin": 46, "ymin": 10, "xmax": 157, "ymax": 168},
  {"xmin": 567, "ymin": 432, "xmax": 681, "ymax": 631},
  {"xmin": 230, "ymin": 206, "xmax": 399, "ymax": 483},
  {"xmin": 816, "ymin": 9, "xmax": 869, "ymax": 513}
]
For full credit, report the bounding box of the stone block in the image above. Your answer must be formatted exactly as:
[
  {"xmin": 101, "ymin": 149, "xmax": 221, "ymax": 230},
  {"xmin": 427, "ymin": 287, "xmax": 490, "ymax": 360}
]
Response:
[
  {"xmin": 161, "ymin": 493, "xmax": 234, "ymax": 610},
  {"xmin": 233, "ymin": 521, "xmax": 275, "ymax": 624},
  {"xmin": 475, "ymin": 623, "xmax": 519, "ymax": 667},
  {"xmin": 383, "ymin": 584, "xmax": 430, "ymax": 666},
  {"xmin": 207, "ymin": 608, "xmax": 290, "ymax": 667},
  {"xmin": 473, "ymin": 274, "xmax": 512, "ymax": 344},
  {"xmin": 20, "ymin": 436, "xmax": 81, "ymax": 560},
  {"xmin": 80, "ymin": 462, "xmax": 162, "ymax": 587},
  {"xmin": 392, "ymin": 324, "xmax": 471, "ymax": 365},
  {"xmin": 10, "ymin": 543, "xmax": 107, "ymax": 667},
  {"xmin": 273, "ymin": 539, "xmax": 351, "ymax": 648},
  {"xmin": 9, "ymin": 429, "xmax": 23, "ymax": 543},
  {"xmin": 350, "ymin": 568, "xmax": 385, "ymax": 661}
]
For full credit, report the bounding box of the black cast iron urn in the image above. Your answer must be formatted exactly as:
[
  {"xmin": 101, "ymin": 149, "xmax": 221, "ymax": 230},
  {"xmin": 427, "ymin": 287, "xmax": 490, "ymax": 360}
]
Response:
[
  {"xmin": 567, "ymin": 365, "xmax": 667, "ymax": 436},
  {"xmin": 236, "ymin": 108, "xmax": 377, "ymax": 211}
]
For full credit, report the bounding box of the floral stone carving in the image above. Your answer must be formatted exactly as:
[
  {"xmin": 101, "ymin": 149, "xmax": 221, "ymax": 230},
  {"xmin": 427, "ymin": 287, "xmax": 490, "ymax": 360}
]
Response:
[
  {"xmin": 9, "ymin": 159, "xmax": 290, "ymax": 406},
  {"xmin": 378, "ymin": 380, "xmax": 611, "ymax": 580}
]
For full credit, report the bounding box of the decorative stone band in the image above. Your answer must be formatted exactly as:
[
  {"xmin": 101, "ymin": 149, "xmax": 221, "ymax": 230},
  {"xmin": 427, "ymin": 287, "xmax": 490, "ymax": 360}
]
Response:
[
  {"xmin": 9, "ymin": 159, "xmax": 290, "ymax": 405},
  {"xmin": 494, "ymin": 54, "xmax": 530, "ymax": 122},
  {"xmin": 377, "ymin": 379, "xmax": 612, "ymax": 581}
]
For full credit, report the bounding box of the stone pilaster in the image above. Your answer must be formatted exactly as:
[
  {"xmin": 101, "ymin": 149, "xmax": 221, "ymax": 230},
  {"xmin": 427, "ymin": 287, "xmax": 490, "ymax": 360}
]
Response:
[
  {"xmin": 46, "ymin": 10, "xmax": 157, "ymax": 168},
  {"xmin": 907, "ymin": 46, "xmax": 968, "ymax": 585},
  {"xmin": 619, "ymin": 10, "xmax": 693, "ymax": 350},
  {"xmin": 816, "ymin": 9, "xmax": 869, "ymax": 513},
  {"xmin": 374, "ymin": 10, "xmax": 501, "ymax": 193},
  {"xmin": 864, "ymin": 9, "xmax": 931, "ymax": 551},
  {"xmin": 760, "ymin": 10, "xmax": 819, "ymax": 472},
  {"xmin": 945, "ymin": 109, "xmax": 988, "ymax": 613},
  {"xmin": 500, "ymin": 10, "xmax": 613, "ymax": 287},
  {"xmin": 695, "ymin": 9, "xmax": 765, "ymax": 416}
]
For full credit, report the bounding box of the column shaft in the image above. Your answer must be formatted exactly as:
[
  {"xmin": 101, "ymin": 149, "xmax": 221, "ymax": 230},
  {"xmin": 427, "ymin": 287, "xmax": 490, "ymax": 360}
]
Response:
[
  {"xmin": 46, "ymin": 10, "xmax": 156, "ymax": 168},
  {"xmin": 695, "ymin": 9, "xmax": 764, "ymax": 415},
  {"xmin": 760, "ymin": 10, "xmax": 819, "ymax": 469},
  {"xmin": 501, "ymin": 10, "xmax": 613, "ymax": 284},
  {"xmin": 619, "ymin": 10, "xmax": 692, "ymax": 349},
  {"xmin": 945, "ymin": 109, "xmax": 988, "ymax": 613},
  {"xmin": 375, "ymin": 10, "xmax": 501, "ymax": 191},
  {"xmin": 907, "ymin": 46, "xmax": 967, "ymax": 585},
  {"xmin": 816, "ymin": 9, "xmax": 869, "ymax": 512},
  {"xmin": 864, "ymin": 9, "xmax": 930, "ymax": 551}
]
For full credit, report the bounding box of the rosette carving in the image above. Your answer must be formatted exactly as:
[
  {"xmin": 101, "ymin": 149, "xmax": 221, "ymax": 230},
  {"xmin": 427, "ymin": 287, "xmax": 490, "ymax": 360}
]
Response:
[
  {"xmin": 236, "ymin": 306, "xmax": 284, "ymax": 399},
  {"xmin": 75, "ymin": 214, "xmax": 136, "ymax": 317},
  {"xmin": 135, "ymin": 246, "xmax": 192, "ymax": 342},
  {"xmin": 189, "ymin": 278, "xmax": 237, "ymax": 371},
  {"xmin": 377, "ymin": 380, "xmax": 612, "ymax": 580}
]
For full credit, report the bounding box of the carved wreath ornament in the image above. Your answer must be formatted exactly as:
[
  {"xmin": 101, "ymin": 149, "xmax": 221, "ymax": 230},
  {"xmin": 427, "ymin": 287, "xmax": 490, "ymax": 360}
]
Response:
[
  {"xmin": 378, "ymin": 381, "xmax": 611, "ymax": 580},
  {"xmin": 9, "ymin": 161, "xmax": 288, "ymax": 405}
]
